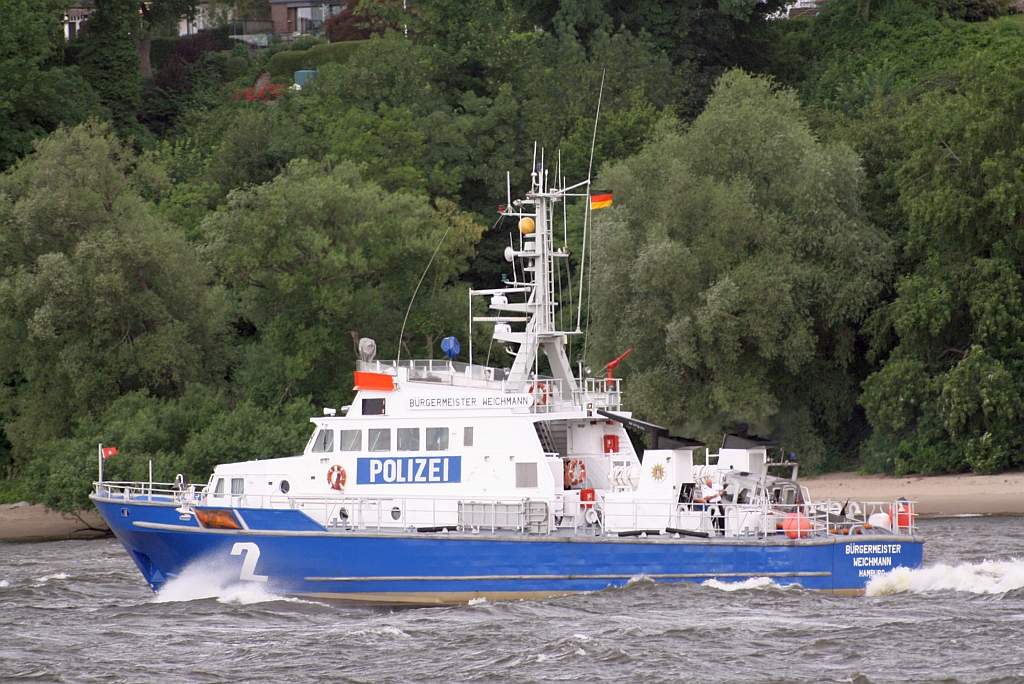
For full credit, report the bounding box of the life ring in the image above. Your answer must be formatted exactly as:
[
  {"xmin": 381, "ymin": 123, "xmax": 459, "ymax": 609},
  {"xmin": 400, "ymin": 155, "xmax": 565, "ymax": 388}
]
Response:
[
  {"xmin": 564, "ymin": 458, "xmax": 586, "ymax": 487},
  {"xmin": 327, "ymin": 465, "xmax": 347, "ymax": 490},
  {"xmin": 528, "ymin": 382, "xmax": 549, "ymax": 405}
]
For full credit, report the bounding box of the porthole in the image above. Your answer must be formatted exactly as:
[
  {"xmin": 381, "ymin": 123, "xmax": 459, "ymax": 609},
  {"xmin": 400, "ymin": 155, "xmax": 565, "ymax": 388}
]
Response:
[
  {"xmin": 280, "ymin": 480, "xmax": 290, "ymax": 494},
  {"xmin": 391, "ymin": 506, "xmax": 402, "ymax": 520}
]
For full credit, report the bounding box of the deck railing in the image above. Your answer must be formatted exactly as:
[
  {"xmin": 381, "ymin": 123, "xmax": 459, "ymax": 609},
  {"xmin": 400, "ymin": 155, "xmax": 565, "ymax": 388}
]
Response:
[{"xmin": 92, "ymin": 481, "xmax": 916, "ymax": 537}]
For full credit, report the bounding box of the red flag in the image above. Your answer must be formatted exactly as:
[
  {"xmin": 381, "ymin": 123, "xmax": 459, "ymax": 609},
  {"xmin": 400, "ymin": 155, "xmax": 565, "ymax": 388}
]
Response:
[{"xmin": 101, "ymin": 446, "xmax": 118, "ymax": 459}]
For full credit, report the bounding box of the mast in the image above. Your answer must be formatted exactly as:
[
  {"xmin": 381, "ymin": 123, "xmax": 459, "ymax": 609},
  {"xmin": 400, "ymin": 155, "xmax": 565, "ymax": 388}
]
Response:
[{"xmin": 488, "ymin": 157, "xmax": 581, "ymax": 395}]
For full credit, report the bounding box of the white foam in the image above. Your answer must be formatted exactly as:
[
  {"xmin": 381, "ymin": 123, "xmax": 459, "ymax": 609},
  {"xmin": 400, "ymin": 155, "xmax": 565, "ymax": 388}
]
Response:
[
  {"xmin": 34, "ymin": 573, "xmax": 68, "ymax": 584},
  {"xmin": 152, "ymin": 561, "xmax": 292, "ymax": 605},
  {"xmin": 468, "ymin": 597, "xmax": 487, "ymax": 606},
  {"xmin": 626, "ymin": 574, "xmax": 654, "ymax": 585},
  {"xmin": 702, "ymin": 576, "xmax": 781, "ymax": 592},
  {"xmin": 0, "ymin": 580, "xmax": 9, "ymax": 588},
  {"xmin": 574, "ymin": 649, "xmax": 587, "ymax": 656},
  {"xmin": 348, "ymin": 626, "xmax": 409, "ymax": 638},
  {"xmin": 572, "ymin": 633, "xmax": 590, "ymax": 642},
  {"xmin": 866, "ymin": 560, "xmax": 1024, "ymax": 596}
]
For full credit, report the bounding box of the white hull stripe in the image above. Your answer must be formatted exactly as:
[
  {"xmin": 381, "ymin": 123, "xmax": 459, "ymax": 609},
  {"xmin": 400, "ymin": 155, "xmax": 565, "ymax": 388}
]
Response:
[{"xmin": 304, "ymin": 571, "xmax": 832, "ymax": 581}]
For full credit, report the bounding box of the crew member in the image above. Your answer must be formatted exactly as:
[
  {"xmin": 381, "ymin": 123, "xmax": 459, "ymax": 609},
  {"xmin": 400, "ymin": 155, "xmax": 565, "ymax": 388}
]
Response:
[{"xmin": 700, "ymin": 477, "xmax": 725, "ymax": 536}]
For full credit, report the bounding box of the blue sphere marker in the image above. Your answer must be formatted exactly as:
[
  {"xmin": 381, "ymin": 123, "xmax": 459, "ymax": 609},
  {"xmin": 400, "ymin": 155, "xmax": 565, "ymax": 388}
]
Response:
[{"xmin": 441, "ymin": 336, "xmax": 460, "ymax": 360}]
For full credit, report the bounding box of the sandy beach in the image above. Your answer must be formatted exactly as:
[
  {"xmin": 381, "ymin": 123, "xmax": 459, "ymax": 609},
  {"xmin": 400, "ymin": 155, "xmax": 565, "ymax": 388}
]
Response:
[
  {"xmin": 799, "ymin": 471, "xmax": 1024, "ymax": 517},
  {"xmin": 0, "ymin": 472, "xmax": 1021, "ymax": 541},
  {"xmin": 0, "ymin": 503, "xmax": 110, "ymax": 542}
]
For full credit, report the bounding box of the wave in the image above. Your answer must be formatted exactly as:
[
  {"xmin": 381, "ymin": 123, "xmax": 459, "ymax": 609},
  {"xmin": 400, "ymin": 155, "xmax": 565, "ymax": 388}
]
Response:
[
  {"xmin": 701, "ymin": 577, "xmax": 784, "ymax": 592},
  {"xmin": 866, "ymin": 560, "xmax": 1024, "ymax": 596},
  {"xmin": 0, "ymin": 580, "xmax": 8, "ymax": 588},
  {"xmin": 152, "ymin": 561, "xmax": 298, "ymax": 605}
]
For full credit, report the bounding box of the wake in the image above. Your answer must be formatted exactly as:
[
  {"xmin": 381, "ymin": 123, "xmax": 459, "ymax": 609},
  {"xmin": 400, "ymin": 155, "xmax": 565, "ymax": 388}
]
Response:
[
  {"xmin": 866, "ymin": 560, "xmax": 1024, "ymax": 596},
  {"xmin": 151, "ymin": 560, "xmax": 302, "ymax": 605}
]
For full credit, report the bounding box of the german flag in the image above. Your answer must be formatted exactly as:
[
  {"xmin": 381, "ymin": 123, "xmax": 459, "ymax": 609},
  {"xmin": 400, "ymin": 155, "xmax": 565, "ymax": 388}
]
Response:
[{"xmin": 590, "ymin": 190, "xmax": 613, "ymax": 210}]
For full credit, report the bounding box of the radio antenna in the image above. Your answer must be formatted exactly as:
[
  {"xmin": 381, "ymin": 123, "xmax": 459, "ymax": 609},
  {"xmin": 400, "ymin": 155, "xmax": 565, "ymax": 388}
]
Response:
[{"xmin": 576, "ymin": 69, "xmax": 606, "ymax": 332}]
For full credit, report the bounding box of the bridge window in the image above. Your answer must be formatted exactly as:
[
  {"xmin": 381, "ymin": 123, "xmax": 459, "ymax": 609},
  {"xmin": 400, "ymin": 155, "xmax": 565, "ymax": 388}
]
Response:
[
  {"xmin": 231, "ymin": 478, "xmax": 244, "ymax": 495},
  {"xmin": 426, "ymin": 427, "xmax": 449, "ymax": 451},
  {"xmin": 311, "ymin": 429, "xmax": 334, "ymax": 453},
  {"xmin": 214, "ymin": 478, "xmax": 224, "ymax": 495},
  {"xmin": 397, "ymin": 428, "xmax": 419, "ymax": 451},
  {"xmin": 340, "ymin": 429, "xmax": 361, "ymax": 451},
  {"xmin": 362, "ymin": 398, "xmax": 385, "ymax": 415},
  {"xmin": 368, "ymin": 428, "xmax": 391, "ymax": 452},
  {"xmin": 464, "ymin": 426, "xmax": 474, "ymax": 447}
]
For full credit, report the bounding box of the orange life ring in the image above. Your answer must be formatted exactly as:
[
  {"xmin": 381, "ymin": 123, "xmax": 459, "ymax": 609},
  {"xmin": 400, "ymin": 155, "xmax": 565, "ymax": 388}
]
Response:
[
  {"xmin": 528, "ymin": 382, "xmax": 549, "ymax": 405},
  {"xmin": 327, "ymin": 465, "xmax": 347, "ymax": 490},
  {"xmin": 564, "ymin": 458, "xmax": 586, "ymax": 487}
]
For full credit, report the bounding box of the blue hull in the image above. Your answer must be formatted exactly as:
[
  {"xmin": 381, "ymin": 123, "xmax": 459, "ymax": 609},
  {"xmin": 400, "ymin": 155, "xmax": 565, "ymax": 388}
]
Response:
[{"xmin": 93, "ymin": 497, "xmax": 924, "ymax": 603}]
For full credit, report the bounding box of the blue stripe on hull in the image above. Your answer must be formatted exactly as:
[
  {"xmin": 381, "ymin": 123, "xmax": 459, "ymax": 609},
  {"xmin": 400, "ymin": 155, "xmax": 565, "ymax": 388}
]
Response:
[{"xmin": 94, "ymin": 499, "xmax": 924, "ymax": 600}]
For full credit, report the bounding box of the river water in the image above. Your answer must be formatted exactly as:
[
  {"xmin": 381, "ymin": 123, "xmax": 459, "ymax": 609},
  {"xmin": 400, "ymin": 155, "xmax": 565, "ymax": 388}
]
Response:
[{"xmin": 2, "ymin": 516, "xmax": 1023, "ymax": 684}]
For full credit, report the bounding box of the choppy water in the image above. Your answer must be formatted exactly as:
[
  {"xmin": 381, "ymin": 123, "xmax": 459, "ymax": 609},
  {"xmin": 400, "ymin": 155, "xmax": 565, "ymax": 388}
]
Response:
[{"xmin": 2, "ymin": 517, "xmax": 1024, "ymax": 684}]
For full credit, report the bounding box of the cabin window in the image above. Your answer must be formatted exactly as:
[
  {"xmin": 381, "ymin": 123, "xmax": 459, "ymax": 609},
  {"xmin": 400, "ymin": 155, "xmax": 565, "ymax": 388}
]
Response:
[
  {"xmin": 311, "ymin": 429, "xmax": 334, "ymax": 453},
  {"xmin": 231, "ymin": 478, "xmax": 244, "ymax": 495},
  {"xmin": 340, "ymin": 429, "xmax": 361, "ymax": 451},
  {"xmin": 362, "ymin": 398, "xmax": 386, "ymax": 415},
  {"xmin": 426, "ymin": 427, "xmax": 449, "ymax": 451},
  {"xmin": 214, "ymin": 478, "xmax": 224, "ymax": 496},
  {"xmin": 464, "ymin": 426, "xmax": 474, "ymax": 447},
  {"xmin": 368, "ymin": 428, "xmax": 391, "ymax": 452},
  {"xmin": 515, "ymin": 462, "xmax": 538, "ymax": 488},
  {"xmin": 397, "ymin": 427, "xmax": 419, "ymax": 451}
]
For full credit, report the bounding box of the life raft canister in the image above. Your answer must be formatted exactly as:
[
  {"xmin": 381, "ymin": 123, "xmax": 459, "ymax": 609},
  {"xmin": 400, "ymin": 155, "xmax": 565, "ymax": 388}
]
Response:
[
  {"xmin": 528, "ymin": 382, "xmax": 549, "ymax": 405},
  {"xmin": 564, "ymin": 458, "xmax": 586, "ymax": 488},
  {"xmin": 327, "ymin": 465, "xmax": 347, "ymax": 490},
  {"xmin": 889, "ymin": 499, "xmax": 915, "ymax": 530},
  {"xmin": 783, "ymin": 511, "xmax": 810, "ymax": 539}
]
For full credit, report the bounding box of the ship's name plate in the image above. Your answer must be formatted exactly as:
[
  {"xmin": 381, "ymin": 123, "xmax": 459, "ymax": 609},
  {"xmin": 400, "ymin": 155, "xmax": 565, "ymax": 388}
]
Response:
[{"xmin": 408, "ymin": 394, "xmax": 534, "ymax": 409}]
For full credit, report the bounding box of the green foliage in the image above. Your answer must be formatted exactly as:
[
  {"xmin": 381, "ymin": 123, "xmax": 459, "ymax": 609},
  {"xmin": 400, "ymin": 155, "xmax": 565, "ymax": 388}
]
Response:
[
  {"xmin": 0, "ymin": 0, "xmax": 107, "ymax": 170},
  {"xmin": 858, "ymin": 64, "xmax": 1024, "ymax": 475},
  {"xmin": 267, "ymin": 40, "xmax": 367, "ymax": 79},
  {"xmin": 0, "ymin": 123, "xmax": 231, "ymax": 477},
  {"xmin": 589, "ymin": 71, "xmax": 891, "ymax": 471},
  {"xmin": 77, "ymin": 0, "xmax": 143, "ymax": 136},
  {"xmin": 201, "ymin": 158, "xmax": 485, "ymax": 407}
]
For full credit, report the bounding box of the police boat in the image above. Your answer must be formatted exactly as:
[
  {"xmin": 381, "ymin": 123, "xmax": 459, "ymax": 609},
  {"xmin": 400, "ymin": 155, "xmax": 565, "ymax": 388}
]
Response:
[{"xmin": 90, "ymin": 156, "xmax": 924, "ymax": 603}]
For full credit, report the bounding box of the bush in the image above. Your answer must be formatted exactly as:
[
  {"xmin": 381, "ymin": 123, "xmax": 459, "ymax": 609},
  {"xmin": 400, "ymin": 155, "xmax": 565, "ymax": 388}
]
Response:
[
  {"xmin": 289, "ymin": 36, "xmax": 326, "ymax": 51},
  {"xmin": 267, "ymin": 40, "xmax": 367, "ymax": 80}
]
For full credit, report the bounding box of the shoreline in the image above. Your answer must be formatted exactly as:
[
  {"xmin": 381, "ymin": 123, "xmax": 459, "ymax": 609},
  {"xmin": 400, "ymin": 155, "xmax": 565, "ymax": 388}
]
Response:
[
  {"xmin": 1, "ymin": 471, "xmax": 1021, "ymax": 542},
  {"xmin": 798, "ymin": 471, "xmax": 1024, "ymax": 517},
  {"xmin": 0, "ymin": 503, "xmax": 110, "ymax": 542}
]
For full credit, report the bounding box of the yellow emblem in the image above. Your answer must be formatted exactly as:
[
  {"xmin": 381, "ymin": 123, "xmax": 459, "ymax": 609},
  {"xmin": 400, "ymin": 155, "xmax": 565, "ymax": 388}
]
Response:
[{"xmin": 651, "ymin": 464, "xmax": 666, "ymax": 482}]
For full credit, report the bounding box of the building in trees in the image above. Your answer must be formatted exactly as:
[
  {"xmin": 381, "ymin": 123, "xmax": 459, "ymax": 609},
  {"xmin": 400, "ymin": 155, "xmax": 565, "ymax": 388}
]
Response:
[{"xmin": 270, "ymin": 0, "xmax": 343, "ymax": 36}]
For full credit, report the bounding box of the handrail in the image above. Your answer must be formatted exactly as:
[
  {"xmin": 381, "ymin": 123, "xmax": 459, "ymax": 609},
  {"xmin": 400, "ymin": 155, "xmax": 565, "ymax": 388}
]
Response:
[{"xmin": 93, "ymin": 481, "xmax": 917, "ymax": 537}]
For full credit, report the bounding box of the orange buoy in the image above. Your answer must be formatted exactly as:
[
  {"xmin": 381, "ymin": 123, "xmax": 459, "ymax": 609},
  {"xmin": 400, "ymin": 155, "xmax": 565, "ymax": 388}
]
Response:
[
  {"xmin": 783, "ymin": 512, "xmax": 810, "ymax": 539},
  {"xmin": 327, "ymin": 465, "xmax": 347, "ymax": 490},
  {"xmin": 564, "ymin": 458, "xmax": 586, "ymax": 487}
]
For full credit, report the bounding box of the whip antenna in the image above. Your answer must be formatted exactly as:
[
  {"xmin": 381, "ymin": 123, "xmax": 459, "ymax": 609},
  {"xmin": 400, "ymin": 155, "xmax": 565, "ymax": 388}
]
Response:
[
  {"xmin": 396, "ymin": 225, "xmax": 452, "ymax": 363},
  {"xmin": 576, "ymin": 69, "xmax": 606, "ymax": 332}
]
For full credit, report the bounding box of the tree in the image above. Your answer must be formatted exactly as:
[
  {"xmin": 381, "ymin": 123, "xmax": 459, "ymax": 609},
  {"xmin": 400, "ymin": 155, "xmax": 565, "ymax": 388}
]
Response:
[
  {"xmin": 200, "ymin": 158, "xmax": 485, "ymax": 409},
  {"xmin": 0, "ymin": 123, "xmax": 231, "ymax": 475},
  {"xmin": 859, "ymin": 63, "xmax": 1024, "ymax": 474},
  {"xmin": 0, "ymin": 0, "xmax": 106, "ymax": 170},
  {"xmin": 77, "ymin": 0, "xmax": 143, "ymax": 135},
  {"xmin": 587, "ymin": 70, "xmax": 891, "ymax": 469}
]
